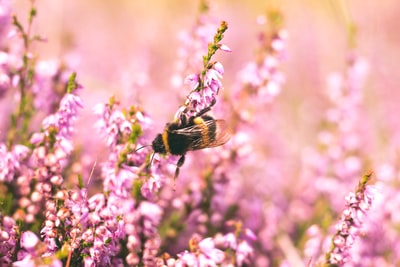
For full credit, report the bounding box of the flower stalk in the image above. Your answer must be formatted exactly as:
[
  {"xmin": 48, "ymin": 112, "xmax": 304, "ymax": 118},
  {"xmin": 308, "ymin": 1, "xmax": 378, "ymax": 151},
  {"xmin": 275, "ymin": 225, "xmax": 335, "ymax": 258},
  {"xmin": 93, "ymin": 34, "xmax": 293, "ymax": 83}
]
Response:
[{"xmin": 324, "ymin": 171, "xmax": 375, "ymax": 266}]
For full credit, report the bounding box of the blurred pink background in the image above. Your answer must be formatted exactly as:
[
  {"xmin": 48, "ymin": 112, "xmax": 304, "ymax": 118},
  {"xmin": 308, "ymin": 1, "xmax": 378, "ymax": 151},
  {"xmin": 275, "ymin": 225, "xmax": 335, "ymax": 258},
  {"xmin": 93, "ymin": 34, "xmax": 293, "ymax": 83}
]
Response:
[{"xmin": 11, "ymin": 0, "xmax": 400, "ymax": 173}]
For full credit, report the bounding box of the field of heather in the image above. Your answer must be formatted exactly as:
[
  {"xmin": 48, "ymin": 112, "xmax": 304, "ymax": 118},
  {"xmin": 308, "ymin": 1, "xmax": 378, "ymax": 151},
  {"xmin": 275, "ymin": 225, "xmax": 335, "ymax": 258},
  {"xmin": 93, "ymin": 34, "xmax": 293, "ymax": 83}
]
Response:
[{"xmin": 1, "ymin": 1, "xmax": 400, "ymax": 266}]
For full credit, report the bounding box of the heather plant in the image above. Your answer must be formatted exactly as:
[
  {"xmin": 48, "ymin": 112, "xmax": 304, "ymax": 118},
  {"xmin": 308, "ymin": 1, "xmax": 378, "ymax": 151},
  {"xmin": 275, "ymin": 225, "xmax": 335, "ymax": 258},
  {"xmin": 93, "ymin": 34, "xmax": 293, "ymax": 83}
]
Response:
[{"xmin": 0, "ymin": 0, "xmax": 399, "ymax": 267}]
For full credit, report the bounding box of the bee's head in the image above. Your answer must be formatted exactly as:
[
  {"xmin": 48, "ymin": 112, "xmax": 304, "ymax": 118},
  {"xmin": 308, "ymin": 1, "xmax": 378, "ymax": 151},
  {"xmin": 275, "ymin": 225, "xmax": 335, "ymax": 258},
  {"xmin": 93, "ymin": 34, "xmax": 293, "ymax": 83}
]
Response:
[{"xmin": 152, "ymin": 133, "xmax": 166, "ymax": 154}]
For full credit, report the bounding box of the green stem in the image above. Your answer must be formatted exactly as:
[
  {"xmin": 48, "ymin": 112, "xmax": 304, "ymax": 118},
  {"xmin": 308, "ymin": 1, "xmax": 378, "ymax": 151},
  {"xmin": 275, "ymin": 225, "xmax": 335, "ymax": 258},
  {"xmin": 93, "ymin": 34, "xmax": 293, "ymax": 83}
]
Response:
[{"xmin": 6, "ymin": 3, "xmax": 38, "ymax": 148}]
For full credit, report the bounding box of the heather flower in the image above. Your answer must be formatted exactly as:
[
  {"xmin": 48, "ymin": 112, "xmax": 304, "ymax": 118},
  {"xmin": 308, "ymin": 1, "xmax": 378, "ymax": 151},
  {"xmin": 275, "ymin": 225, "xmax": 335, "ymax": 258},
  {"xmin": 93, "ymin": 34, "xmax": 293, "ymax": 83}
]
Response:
[
  {"xmin": 31, "ymin": 60, "xmax": 72, "ymax": 114},
  {"xmin": 236, "ymin": 240, "xmax": 254, "ymax": 266},
  {"xmin": 171, "ymin": 0, "xmax": 220, "ymax": 89},
  {"xmin": 333, "ymin": 165, "xmax": 400, "ymax": 265},
  {"xmin": 159, "ymin": 229, "xmax": 254, "ymax": 266},
  {"xmin": 92, "ymin": 97, "xmax": 167, "ymax": 265},
  {"xmin": 175, "ymin": 236, "xmax": 225, "ymax": 266},
  {"xmin": 175, "ymin": 21, "xmax": 230, "ymax": 118},
  {"xmin": 41, "ymin": 87, "xmax": 83, "ymax": 139},
  {"xmin": 0, "ymin": 0, "xmax": 11, "ymax": 43},
  {"xmin": 0, "ymin": 143, "xmax": 30, "ymax": 182},
  {"xmin": 0, "ymin": 72, "xmax": 81, "ymax": 241},
  {"xmin": 20, "ymin": 231, "xmax": 39, "ymax": 250},
  {"xmin": 184, "ymin": 74, "xmax": 200, "ymax": 90},
  {"xmin": 12, "ymin": 256, "xmax": 62, "ymax": 267},
  {"xmin": 0, "ymin": 215, "xmax": 18, "ymax": 266},
  {"xmin": 181, "ymin": 249, "xmax": 223, "ymax": 266},
  {"xmin": 235, "ymin": 12, "xmax": 288, "ymax": 105},
  {"xmin": 123, "ymin": 197, "xmax": 164, "ymax": 266},
  {"xmin": 16, "ymin": 73, "xmax": 81, "ymax": 222},
  {"xmin": 299, "ymin": 52, "xmax": 366, "ymax": 205},
  {"xmin": 304, "ymin": 225, "xmax": 325, "ymax": 263},
  {"xmin": 94, "ymin": 98, "xmax": 152, "ymax": 154},
  {"xmin": 41, "ymin": 187, "xmax": 126, "ymax": 266},
  {"xmin": 208, "ymin": 10, "xmax": 289, "ymax": 265},
  {"xmin": 324, "ymin": 172, "xmax": 375, "ymax": 266},
  {"xmin": 140, "ymin": 172, "xmax": 163, "ymax": 200}
]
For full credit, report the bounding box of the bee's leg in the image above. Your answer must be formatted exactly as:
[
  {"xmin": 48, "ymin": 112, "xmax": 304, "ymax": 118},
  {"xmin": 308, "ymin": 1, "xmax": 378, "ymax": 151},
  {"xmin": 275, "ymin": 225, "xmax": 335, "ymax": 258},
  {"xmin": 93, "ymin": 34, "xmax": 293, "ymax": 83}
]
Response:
[
  {"xmin": 196, "ymin": 99, "xmax": 216, "ymax": 117},
  {"xmin": 174, "ymin": 155, "xmax": 185, "ymax": 190},
  {"xmin": 179, "ymin": 113, "xmax": 187, "ymax": 126}
]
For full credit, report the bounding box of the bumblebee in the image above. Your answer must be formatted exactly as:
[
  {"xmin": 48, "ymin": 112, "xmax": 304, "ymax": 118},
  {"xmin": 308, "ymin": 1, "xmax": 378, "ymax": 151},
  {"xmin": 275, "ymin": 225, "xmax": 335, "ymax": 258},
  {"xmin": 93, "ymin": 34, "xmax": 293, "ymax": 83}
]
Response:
[{"xmin": 152, "ymin": 104, "xmax": 230, "ymax": 182}]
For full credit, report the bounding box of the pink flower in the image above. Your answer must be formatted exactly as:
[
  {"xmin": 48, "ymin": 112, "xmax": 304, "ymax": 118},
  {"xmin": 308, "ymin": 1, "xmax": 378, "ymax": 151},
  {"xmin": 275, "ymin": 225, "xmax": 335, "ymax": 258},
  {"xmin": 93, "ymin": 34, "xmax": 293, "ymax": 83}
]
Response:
[
  {"xmin": 20, "ymin": 231, "xmax": 39, "ymax": 250},
  {"xmin": 218, "ymin": 43, "xmax": 231, "ymax": 52},
  {"xmin": 236, "ymin": 241, "xmax": 253, "ymax": 266},
  {"xmin": 199, "ymin": 238, "xmax": 225, "ymax": 263},
  {"xmin": 184, "ymin": 74, "xmax": 200, "ymax": 90},
  {"xmin": 325, "ymin": 173, "xmax": 375, "ymax": 265},
  {"xmin": 213, "ymin": 61, "xmax": 224, "ymax": 76}
]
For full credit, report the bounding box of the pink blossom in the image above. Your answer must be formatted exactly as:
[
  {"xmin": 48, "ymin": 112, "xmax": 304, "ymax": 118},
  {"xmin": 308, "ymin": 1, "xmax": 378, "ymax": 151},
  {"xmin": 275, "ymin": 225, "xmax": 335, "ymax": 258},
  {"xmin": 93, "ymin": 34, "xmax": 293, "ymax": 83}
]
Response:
[
  {"xmin": 20, "ymin": 231, "xmax": 39, "ymax": 250},
  {"xmin": 218, "ymin": 43, "xmax": 231, "ymax": 52},
  {"xmin": 184, "ymin": 73, "xmax": 200, "ymax": 90}
]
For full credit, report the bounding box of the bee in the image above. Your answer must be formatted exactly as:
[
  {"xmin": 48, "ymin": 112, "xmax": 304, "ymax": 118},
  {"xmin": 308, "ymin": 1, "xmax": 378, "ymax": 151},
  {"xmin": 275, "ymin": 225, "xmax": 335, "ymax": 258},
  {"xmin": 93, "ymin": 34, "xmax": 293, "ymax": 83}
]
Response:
[{"xmin": 152, "ymin": 103, "xmax": 230, "ymax": 183}]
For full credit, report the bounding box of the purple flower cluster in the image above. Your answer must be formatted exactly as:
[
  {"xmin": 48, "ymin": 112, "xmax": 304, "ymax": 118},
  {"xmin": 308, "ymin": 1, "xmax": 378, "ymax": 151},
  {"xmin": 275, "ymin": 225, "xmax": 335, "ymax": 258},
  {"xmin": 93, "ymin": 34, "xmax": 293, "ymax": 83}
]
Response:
[
  {"xmin": 335, "ymin": 164, "xmax": 400, "ymax": 265},
  {"xmin": 299, "ymin": 53, "xmax": 375, "ymax": 265},
  {"xmin": 0, "ymin": 3, "xmax": 86, "ymax": 265},
  {"xmin": 93, "ymin": 100, "xmax": 166, "ymax": 265},
  {"xmin": 299, "ymin": 53, "xmax": 370, "ymax": 219},
  {"xmin": 171, "ymin": 1, "xmax": 219, "ymax": 89},
  {"xmin": 165, "ymin": 232, "xmax": 253, "ymax": 266},
  {"xmin": 0, "ymin": 143, "xmax": 29, "ymax": 182},
  {"xmin": 94, "ymin": 99, "xmax": 160, "ymax": 196},
  {"xmin": 70, "ymin": 190, "xmax": 125, "ymax": 266},
  {"xmin": 0, "ymin": 78, "xmax": 82, "ymax": 265},
  {"xmin": 237, "ymin": 16, "xmax": 288, "ymax": 103},
  {"xmin": 182, "ymin": 61, "xmax": 225, "ymax": 116},
  {"xmin": 325, "ymin": 172, "xmax": 375, "ymax": 265},
  {"xmin": 0, "ymin": 215, "xmax": 18, "ymax": 266},
  {"xmin": 175, "ymin": 21, "xmax": 230, "ymax": 119}
]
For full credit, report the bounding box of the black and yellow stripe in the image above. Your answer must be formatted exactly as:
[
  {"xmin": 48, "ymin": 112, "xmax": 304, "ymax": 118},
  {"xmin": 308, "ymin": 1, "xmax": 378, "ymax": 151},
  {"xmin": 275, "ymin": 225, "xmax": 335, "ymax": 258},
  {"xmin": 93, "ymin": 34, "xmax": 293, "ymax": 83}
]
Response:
[
  {"xmin": 162, "ymin": 131, "xmax": 170, "ymax": 153},
  {"xmin": 193, "ymin": 117, "xmax": 210, "ymax": 146}
]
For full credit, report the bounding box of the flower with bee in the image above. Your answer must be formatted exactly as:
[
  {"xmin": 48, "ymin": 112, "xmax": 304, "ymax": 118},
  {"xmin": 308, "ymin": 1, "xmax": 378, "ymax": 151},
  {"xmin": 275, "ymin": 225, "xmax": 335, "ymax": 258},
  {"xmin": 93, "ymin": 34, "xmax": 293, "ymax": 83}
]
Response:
[{"xmin": 152, "ymin": 21, "xmax": 231, "ymax": 183}]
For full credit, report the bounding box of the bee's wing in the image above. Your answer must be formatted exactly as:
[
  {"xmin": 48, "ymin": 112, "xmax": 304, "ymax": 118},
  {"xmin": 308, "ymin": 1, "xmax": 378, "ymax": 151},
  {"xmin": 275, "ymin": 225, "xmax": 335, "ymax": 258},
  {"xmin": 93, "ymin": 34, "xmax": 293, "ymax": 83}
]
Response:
[
  {"xmin": 173, "ymin": 120, "xmax": 231, "ymax": 150},
  {"xmin": 172, "ymin": 123, "xmax": 204, "ymax": 135},
  {"xmin": 203, "ymin": 119, "xmax": 231, "ymax": 148}
]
